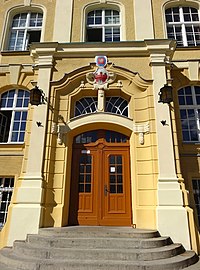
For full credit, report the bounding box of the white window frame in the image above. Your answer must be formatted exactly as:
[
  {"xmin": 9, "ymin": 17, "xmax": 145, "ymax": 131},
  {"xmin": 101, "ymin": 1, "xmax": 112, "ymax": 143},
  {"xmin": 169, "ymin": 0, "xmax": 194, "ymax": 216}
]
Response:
[
  {"xmin": 178, "ymin": 86, "xmax": 200, "ymax": 142},
  {"xmin": 8, "ymin": 11, "xmax": 43, "ymax": 51},
  {"xmin": 0, "ymin": 89, "xmax": 30, "ymax": 144},
  {"xmin": 86, "ymin": 9, "xmax": 121, "ymax": 42},
  {"xmin": 165, "ymin": 6, "xmax": 200, "ymax": 47}
]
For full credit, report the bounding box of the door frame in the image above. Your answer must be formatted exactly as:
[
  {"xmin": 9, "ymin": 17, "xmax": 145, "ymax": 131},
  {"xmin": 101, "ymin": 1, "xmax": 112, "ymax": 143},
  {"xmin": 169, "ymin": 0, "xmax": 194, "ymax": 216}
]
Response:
[{"xmin": 68, "ymin": 130, "xmax": 132, "ymax": 226}]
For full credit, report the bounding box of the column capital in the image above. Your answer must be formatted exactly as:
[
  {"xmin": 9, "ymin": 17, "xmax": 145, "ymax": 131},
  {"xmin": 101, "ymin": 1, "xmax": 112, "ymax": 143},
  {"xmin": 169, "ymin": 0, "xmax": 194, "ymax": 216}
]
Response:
[
  {"xmin": 30, "ymin": 43, "xmax": 58, "ymax": 68},
  {"xmin": 145, "ymin": 40, "xmax": 176, "ymax": 66}
]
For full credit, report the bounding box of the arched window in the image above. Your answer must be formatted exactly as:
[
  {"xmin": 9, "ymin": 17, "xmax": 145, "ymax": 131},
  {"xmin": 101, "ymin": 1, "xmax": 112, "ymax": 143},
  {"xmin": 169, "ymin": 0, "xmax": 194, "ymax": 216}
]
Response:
[
  {"xmin": 86, "ymin": 9, "xmax": 120, "ymax": 42},
  {"xmin": 0, "ymin": 89, "xmax": 30, "ymax": 143},
  {"xmin": 8, "ymin": 12, "xmax": 43, "ymax": 51},
  {"xmin": 105, "ymin": 97, "xmax": 128, "ymax": 116},
  {"xmin": 75, "ymin": 97, "xmax": 98, "ymax": 116},
  {"xmin": 165, "ymin": 6, "xmax": 200, "ymax": 47},
  {"xmin": 178, "ymin": 86, "xmax": 200, "ymax": 142},
  {"xmin": 74, "ymin": 96, "xmax": 128, "ymax": 117}
]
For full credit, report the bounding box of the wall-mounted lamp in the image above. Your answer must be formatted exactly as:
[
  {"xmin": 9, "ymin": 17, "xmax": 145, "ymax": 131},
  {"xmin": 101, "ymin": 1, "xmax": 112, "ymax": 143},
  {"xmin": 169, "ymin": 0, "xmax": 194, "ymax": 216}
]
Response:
[
  {"xmin": 158, "ymin": 84, "xmax": 173, "ymax": 104},
  {"xmin": 30, "ymin": 86, "xmax": 46, "ymax": 106}
]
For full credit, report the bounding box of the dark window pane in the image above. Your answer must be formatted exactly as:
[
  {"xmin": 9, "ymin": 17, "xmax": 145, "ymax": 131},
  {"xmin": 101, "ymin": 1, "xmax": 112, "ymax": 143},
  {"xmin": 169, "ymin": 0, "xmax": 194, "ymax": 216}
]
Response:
[
  {"xmin": 117, "ymin": 185, "xmax": 123, "ymax": 193},
  {"xmin": 110, "ymin": 175, "xmax": 116, "ymax": 183},
  {"xmin": 109, "ymin": 156, "xmax": 115, "ymax": 164},
  {"xmin": 117, "ymin": 156, "xmax": 122, "ymax": 164},
  {"xmin": 110, "ymin": 184, "xmax": 116, "ymax": 193},
  {"xmin": 117, "ymin": 175, "xmax": 123, "ymax": 183},
  {"xmin": 85, "ymin": 175, "xmax": 91, "ymax": 183},
  {"xmin": 178, "ymin": 96, "xmax": 185, "ymax": 105},
  {"xmin": 117, "ymin": 165, "xmax": 122, "ymax": 173},
  {"xmin": 79, "ymin": 175, "xmax": 84, "ymax": 183},
  {"xmin": 87, "ymin": 28, "xmax": 102, "ymax": 42},
  {"xmin": 85, "ymin": 184, "xmax": 91, "ymax": 193},
  {"xmin": 79, "ymin": 184, "xmax": 84, "ymax": 192}
]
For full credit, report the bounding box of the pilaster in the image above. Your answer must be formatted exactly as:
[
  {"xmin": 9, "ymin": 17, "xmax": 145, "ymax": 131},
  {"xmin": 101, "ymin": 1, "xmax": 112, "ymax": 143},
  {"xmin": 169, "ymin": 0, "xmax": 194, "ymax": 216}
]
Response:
[
  {"xmin": 134, "ymin": 0, "xmax": 154, "ymax": 40},
  {"xmin": 53, "ymin": 0, "xmax": 73, "ymax": 42},
  {"xmin": 6, "ymin": 46, "xmax": 56, "ymax": 246},
  {"xmin": 147, "ymin": 40, "xmax": 191, "ymax": 250}
]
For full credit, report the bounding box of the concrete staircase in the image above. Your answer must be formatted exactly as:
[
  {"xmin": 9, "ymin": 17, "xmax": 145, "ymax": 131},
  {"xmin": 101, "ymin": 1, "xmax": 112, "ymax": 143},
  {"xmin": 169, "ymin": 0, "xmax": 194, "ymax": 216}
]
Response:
[{"xmin": 0, "ymin": 226, "xmax": 198, "ymax": 270}]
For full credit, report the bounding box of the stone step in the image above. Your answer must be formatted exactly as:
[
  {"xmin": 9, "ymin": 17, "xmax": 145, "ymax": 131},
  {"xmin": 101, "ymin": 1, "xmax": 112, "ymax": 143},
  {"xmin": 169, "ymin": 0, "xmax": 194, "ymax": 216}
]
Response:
[
  {"xmin": 13, "ymin": 241, "xmax": 185, "ymax": 261},
  {"xmin": 0, "ymin": 227, "xmax": 198, "ymax": 270},
  {"xmin": 26, "ymin": 234, "xmax": 172, "ymax": 249},
  {"xmin": 0, "ymin": 247, "xmax": 198, "ymax": 270},
  {"xmin": 39, "ymin": 226, "xmax": 160, "ymax": 239}
]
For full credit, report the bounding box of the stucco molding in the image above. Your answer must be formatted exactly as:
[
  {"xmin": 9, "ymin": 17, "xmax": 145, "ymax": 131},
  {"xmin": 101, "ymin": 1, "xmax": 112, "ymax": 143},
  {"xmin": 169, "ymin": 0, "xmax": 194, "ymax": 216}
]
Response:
[{"xmin": 52, "ymin": 114, "xmax": 150, "ymax": 145}]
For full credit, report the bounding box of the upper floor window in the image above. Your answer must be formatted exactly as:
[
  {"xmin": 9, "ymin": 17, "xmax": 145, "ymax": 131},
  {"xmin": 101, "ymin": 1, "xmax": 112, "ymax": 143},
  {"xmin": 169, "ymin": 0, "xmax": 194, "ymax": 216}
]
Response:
[
  {"xmin": 86, "ymin": 9, "xmax": 120, "ymax": 42},
  {"xmin": 0, "ymin": 89, "xmax": 30, "ymax": 143},
  {"xmin": 178, "ymin": 86, "xmax": 200, "ymax": 142},
  {"xmin": 165, "ymin": 6, "xmax": 200, "ymax": 47},
  {"xmin": 8, "ymin": 12, "xmax": 43, "ymax": 51}
]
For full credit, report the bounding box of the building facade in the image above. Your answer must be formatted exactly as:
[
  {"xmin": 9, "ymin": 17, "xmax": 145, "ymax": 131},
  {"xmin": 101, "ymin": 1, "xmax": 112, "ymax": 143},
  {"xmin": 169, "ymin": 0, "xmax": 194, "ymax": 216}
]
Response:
[{"xmin": 0, "ymin": 0, "xmax": 200, "ymax": 254}]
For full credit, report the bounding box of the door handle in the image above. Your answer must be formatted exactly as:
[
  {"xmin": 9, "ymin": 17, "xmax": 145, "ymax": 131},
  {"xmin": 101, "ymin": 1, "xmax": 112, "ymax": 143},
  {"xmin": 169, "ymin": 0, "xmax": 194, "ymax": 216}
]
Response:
[{"xmin": 104, "ymin": 185, "xmax": 110, "ymax": 196}]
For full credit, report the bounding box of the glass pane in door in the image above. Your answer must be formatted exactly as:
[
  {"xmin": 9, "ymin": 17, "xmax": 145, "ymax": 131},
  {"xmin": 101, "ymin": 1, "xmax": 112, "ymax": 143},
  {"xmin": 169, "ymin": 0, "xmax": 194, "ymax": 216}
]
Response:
[
  {"xmin": 109, "ymin": 155, "xmax": 123, "ymax": 193},
  {"xmin": 78, "ymin": 155, "xmax": 92, "ymax": 193}
]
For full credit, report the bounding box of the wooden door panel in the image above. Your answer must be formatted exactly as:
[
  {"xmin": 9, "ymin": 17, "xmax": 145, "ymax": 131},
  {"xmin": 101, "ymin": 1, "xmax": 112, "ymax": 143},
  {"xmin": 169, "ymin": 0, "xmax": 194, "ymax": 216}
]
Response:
[
  {"xmin": 101, "ymin": 149, "xmax": 131, "ymax": 225},
  {"xmin": 69, "ymin": 150, "xmax": 98, "ymax": 225}
]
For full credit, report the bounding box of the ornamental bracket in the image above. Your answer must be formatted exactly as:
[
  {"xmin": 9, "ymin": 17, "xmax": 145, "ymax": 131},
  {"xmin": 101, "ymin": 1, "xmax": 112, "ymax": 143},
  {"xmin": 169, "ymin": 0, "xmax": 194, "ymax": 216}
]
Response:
[
  {"xmin": 133, "ymin": 122, "xmax": 150, "ymax": 145},
  {"xmin": 52, "ymin": 123, "xmax": 68, "ymax": 145}
]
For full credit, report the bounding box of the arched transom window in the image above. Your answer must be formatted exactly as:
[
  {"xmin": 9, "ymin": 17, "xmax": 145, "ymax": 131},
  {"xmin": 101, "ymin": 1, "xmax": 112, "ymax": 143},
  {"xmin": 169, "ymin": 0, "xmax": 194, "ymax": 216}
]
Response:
[
  {"xmin": 0, "ymin": 89, "xmax": 30, "ymax": 143},
  {"xmin": 178, "ymin": 86, "xmax": 200, "ymax": 142},
  {"xmin": 74, "ymin": 96, "xmax": 128, "ymax": 117},
  {"xmin": 8, "ymin": 12, "xmax": 43, "ymax": 51},
  {"xmin": 165, "ymin": 6, "xmax": 200, "ymax": 47},
  {"xmin": 86, "ymin": 9, "xmax": 120, "ymax": 42}
]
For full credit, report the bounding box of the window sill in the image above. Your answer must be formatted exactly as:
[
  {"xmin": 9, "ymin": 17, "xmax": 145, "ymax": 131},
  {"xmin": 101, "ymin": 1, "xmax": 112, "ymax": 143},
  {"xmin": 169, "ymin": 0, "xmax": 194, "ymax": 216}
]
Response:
[{"xmin": 1, "ymin": 50, "xmax": 30, "ymax": 56}]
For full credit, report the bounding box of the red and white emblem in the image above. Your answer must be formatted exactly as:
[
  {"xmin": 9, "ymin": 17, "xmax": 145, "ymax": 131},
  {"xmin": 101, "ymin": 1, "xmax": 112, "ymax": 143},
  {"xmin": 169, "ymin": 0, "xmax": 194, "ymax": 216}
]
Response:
[{"xmin": 86, "ymin": 56, "xmax": 116, "ymax": 90}]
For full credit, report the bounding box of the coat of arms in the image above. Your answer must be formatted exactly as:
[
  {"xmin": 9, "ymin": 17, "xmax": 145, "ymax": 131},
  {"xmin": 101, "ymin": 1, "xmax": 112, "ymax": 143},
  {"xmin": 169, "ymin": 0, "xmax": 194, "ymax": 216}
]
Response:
[{"xmin": 86, "ymin": 56, "xmax": 116, "ymax": 90}]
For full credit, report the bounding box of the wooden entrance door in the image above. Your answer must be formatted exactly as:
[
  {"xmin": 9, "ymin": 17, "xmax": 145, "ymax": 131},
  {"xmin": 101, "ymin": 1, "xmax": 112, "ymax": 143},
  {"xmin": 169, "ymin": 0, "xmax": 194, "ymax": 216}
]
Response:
[{"xmin": 69, "ymin": 130, "xmax": 132, "ymax": 226}]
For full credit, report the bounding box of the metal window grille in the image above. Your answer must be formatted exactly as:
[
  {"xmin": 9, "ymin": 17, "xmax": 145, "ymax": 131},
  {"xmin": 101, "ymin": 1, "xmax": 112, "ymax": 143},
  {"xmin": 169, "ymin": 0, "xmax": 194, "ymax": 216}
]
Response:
[
  {"xmin": 165, "ymin": 7, "xmax": 200, "ymax": 47},
  {"xmin": 178, "ymin": 86, "xmax": 200, "ymax": 142},
  {"xmin": 192, "ymin": 179, "xmax": 200, "ymax": 227},
  {"xmin": 0, "ymin": 177, "xmax": 14, "ymax": 228}
]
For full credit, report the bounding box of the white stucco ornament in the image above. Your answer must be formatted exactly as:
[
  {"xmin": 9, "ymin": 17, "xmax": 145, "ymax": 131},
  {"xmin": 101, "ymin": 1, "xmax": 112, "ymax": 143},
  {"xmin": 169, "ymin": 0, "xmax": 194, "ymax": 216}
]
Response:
[{"xmin": 86, "ymin": 56, "xmax": 116, "ymax": 90}]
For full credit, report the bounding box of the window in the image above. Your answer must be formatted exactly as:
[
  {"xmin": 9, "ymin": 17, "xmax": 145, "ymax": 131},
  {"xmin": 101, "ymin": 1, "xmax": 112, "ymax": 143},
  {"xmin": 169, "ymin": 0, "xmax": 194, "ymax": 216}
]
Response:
[
  {"xmin": 74, "ymin": 130, "xmax": 128, "ymax": 144},
  {"xmin": 75, "ymin": 97, "xmax": 98, "ymax": 117},
  {"xmin": 165, "ymin": 6, "xmax": 200, "ymax": 46},
  {"xmin": 86, "ymin": 9, "xmax": 120, "ymax": 42},
  {"xmin": 105, "ymin": 97, "xmax": 128, "ymax": 116},
  {"xmin": 0, "ymin": 89, "xmax": 30, "ymax": 143},
  {"xmin": 74, "ymin": 96, "xmax": 128, "ymax": 117},
  {"xmin": 0, "ymin": 177, "xmax": 14, "ymax": 228},
  {"xmin": 8, "ymin": 12, "xmax": 43, "ymax": 51},
  {"xmin": 178, "ymin": 86, "xmax": 200, "ymax": 142},
  {"xmin": 192, "ymin": 179, "xmax": 200, "ymax": 227}
]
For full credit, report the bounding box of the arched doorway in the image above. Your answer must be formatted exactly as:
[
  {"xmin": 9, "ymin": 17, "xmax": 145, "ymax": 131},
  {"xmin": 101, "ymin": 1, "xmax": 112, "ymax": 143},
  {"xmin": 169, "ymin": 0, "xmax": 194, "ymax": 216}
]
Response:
[{"xmin": 69, "ymin": 129, "xmax": 132, "ymax": 226}]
